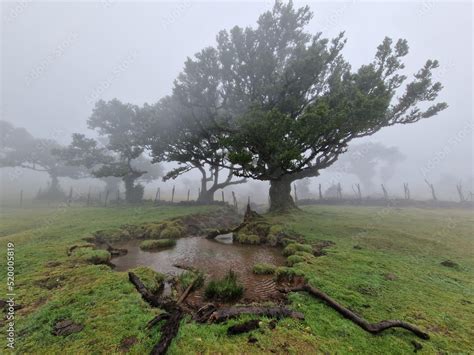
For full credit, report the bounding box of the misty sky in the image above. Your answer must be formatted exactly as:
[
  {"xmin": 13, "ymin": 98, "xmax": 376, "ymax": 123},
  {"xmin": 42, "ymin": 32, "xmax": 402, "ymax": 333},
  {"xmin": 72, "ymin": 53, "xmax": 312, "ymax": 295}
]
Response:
[{"xmin": 1, "ymin": 1, "xmax": 473, "ymax": 200}]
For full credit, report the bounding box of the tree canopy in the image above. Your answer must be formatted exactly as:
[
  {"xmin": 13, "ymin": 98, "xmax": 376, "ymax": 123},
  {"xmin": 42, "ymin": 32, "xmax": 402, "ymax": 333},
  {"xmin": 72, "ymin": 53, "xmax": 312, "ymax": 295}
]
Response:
[{"xmin": 166, "ymin": 1, "xmax": 447, "ymax": 211}]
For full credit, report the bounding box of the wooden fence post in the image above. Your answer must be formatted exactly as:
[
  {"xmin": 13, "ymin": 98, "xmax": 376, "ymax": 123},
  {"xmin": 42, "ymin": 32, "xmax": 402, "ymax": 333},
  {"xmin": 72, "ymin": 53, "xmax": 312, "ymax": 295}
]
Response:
[{"xmin": 104, "ymin": 190, "xmax": 109, "ymax": 207}]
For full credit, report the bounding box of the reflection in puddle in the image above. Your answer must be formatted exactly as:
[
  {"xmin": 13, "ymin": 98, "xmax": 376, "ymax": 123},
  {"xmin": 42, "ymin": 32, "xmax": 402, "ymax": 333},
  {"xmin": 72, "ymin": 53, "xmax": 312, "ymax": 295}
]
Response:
[{"xmin": 112, "ymin": 236, "xmax": 285, "ymax": 302}]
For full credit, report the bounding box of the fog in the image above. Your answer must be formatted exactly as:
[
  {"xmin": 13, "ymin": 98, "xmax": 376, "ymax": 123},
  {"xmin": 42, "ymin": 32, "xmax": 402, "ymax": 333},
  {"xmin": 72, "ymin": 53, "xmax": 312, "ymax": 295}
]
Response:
[{"xmin": 1, "ymin": 1, "xmax": 472, "ymax": 203}]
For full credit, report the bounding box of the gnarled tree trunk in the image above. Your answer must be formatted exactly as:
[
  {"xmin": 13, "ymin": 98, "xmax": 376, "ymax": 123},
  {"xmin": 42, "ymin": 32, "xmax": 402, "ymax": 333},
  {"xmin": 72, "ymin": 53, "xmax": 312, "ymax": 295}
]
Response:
[{"xmin": 269, "ymin": 177, "xmax": 296, "ymax": 212}]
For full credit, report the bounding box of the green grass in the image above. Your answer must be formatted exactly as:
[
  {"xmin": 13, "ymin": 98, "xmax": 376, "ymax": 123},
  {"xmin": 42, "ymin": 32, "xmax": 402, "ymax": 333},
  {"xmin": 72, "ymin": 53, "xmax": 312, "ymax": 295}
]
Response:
[
  {"xmin": 252, "ymin": 262, "xmax": 276, "ymax": 275},
  {"xmin": 204, "ymin": 270, "xmax": 244, "ymax": 302},
  {"xmin": 0, "ymin": 204, "xmax": 472, "ymax": 353}
]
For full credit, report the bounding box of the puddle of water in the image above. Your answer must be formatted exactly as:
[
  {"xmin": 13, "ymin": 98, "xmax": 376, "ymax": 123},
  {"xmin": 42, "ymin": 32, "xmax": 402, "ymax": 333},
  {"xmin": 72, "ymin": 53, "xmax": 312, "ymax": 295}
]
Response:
[{"xmin": 111, "ymin": 236, "xmax": 286, "ymax": 303}]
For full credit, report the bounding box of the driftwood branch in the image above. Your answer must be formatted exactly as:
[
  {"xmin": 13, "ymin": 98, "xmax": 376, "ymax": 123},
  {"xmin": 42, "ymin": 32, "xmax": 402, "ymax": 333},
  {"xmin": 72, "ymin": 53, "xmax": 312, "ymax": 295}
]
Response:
[
  {"xmin": 128, "ymin": 272, "xmax": 163, "ymax": 308},
  {"xmin": 284, "ymin": 283, "xmax": 429, "ymax": 340},
  {"xmin": 150, "ymin": 309, "xmax": 183, "ymax": 355},
  {"xmin": 177, "ymin": 276, "xmax": 199, "ymax": 306},
  {"xmin": 146, "ymin": 313, "xmax": 170, "ymax": 330}
]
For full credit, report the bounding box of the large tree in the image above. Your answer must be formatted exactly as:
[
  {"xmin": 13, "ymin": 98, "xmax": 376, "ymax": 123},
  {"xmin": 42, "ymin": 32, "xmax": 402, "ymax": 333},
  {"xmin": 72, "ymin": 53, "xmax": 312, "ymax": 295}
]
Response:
[
  {"xmin": 0, "ymin": 121, "xmax": 86, "ymax": 199},
  {"xmin": 141, "ymin": 97, "xmax": 245, "ymax": 204},
  {"xmin": 170, "ymin": 1, "xmax": 447, "ymax": 211}
]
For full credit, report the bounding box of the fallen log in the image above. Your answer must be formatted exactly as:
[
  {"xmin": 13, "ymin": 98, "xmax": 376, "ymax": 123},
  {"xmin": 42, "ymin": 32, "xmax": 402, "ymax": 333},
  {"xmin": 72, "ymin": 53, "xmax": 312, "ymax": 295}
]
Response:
[
  {"xmin": 146, "ymin": 313, "xmax": 170, "ymax": 330},
  {"xmin": 150, "ymin": 308, "xmax": 183, "ymax": 355},
  {"xmin": 285, "ymin": 283, "xmax": 429, "ymax": 340},
  {"xmin": 193, "ymin": 303, "xmax": 217, "ymax": 323},
  {"xmin": 128, "ymin": 272, "xmax": 163, "ymax": 308},
  {"xmin": 208, "ymin": 306, "xmax": 305, "ymax": 323},
  {"xmin": 227, "ymin": 319, "xmax": 260, "ymax": 335}
]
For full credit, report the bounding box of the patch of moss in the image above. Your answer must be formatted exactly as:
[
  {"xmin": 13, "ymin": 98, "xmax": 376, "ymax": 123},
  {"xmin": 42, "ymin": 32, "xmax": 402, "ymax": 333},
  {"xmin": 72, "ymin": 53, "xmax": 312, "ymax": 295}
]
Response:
[
  {"xmin": 143, "ymin": 223, "xmax": 166, "ymax": 239},
  {"xmin": 242, "ymin": 221, "xmax": 271, "ymax": 237},
  {"xmin": 205, "ymin": 270, "xmax": 244, "ymax": 301},
  {"xmin": 73, "ymin": 248, "xmax": 111, "ymax": 265},
  {"xmin": 139, "ymin": 239, "xmax": 176, "ymax": 251},
  {"xmin": 234, "ymin": 233, "xmax": 261, "ymax": 245},
  {"xmin": 282, "ymin": 243, "xmax": 313, "ymax": 256},
  {"xmin": 160, "ymin": 226, "xmax": 183, "ymax": 239},
  {"xmin": 274, "ymin": 267, "xmax": 305, "ymax": 282},
  {"xmin": 286, "ymin": 255, "xmax": 305, "ymax": 266},
  {"xmin": 252, "ymin": 263, "xmax": 276, "ymax": 275},
  {"xmin": 93, "ymin": 228, "xmax": 130, "ymax": 242},
  {"xmin": 130, "ymin": 266, "xmax": 165, "ymax": 294}
]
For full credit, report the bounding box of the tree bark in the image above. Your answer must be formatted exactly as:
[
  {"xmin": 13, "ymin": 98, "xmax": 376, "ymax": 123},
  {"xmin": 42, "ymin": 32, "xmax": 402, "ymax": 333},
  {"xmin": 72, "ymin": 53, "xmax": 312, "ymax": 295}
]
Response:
[
  {"xmin": 284, "ymin": 283, "xmax": 429, "ymax": 340},
  {"xmin": 207, "ymin": 306, "xmax": 304, "ymax": 323},
  {"xmin": 269, "ymin": 178, "xmax": 297, "ymax": 212}
]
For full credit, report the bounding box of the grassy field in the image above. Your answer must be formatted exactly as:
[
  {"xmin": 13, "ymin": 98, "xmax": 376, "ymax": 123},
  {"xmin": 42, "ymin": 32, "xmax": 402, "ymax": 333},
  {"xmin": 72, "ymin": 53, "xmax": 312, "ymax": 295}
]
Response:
[{"xmin": 0, "ymin": 204, "xmax": 473, "ymax": 354}]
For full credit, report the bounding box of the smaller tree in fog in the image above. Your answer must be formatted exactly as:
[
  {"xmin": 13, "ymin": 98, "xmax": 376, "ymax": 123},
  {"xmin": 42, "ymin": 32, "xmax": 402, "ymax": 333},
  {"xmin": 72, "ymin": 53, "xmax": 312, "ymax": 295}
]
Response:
[
  {"xmin": 56, "ymin": 99, "xmax": 162, "ymax": 203},
  {"xmin": 0, "ymin": 121, "xmax": 87, "ymax": 200}
]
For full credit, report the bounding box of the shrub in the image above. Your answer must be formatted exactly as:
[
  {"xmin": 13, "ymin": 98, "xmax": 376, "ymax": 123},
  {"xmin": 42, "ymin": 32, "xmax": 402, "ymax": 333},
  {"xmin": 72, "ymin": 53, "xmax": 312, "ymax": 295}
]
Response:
[
  {"xmin": 234, "ymin": 233, "xmax": 261, "ymax": 245},
  {"xmin": 178, "ymin": 270, "xmax": 205, "ymax": 292},
  {"xmin": 282, "ymin": 243, "xmax": 313, "ymax": 256},
  {"xmin": 205, "ymin": 270, "xmax": 244, "ymax": 301},
  {"xmin": 130, "ymin": 266, "xmax": 165, "ymax": 294},
  {"xmin": 252, "ymin": 263, "xmax": 276, "ymax": 275},
  {"xmin": 274, "ymin": 267, "xmax": 305, "ymax": 282},
  {"xmin": 140, "ymin": 239, "xmax": 176, "ymax": 251},
  {"xmin": 74, "ymin": 249, "xmax": 111, "ymax": 265}
]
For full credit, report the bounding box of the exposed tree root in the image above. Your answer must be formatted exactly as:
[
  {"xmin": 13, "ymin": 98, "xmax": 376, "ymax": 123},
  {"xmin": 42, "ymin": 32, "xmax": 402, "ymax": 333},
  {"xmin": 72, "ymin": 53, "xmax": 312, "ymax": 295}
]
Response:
[
  {"xmin": 150, "ymin": 308, "xmax": 183, "ymax": 355},
  {"xmin": 283, "ymin": 283, "xmax": 429, "ymax": 340},
  {"xmin": 146, "ymin": 313, "xmax": 170, "ymax": 330},
  {"xmin": 206, "ymin": 306, "xmax": 305, "ymax": 323},
  {"xmin": 128, "ymin": 272, "xmax": 164, "ymax": 308}
]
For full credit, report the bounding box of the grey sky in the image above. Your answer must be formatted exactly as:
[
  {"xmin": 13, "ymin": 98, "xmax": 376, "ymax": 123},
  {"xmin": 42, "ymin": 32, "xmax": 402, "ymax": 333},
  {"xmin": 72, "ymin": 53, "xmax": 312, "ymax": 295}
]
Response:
[{"xmin": 1, "ymin": 1, "xmax": 473, "ymax": 199}]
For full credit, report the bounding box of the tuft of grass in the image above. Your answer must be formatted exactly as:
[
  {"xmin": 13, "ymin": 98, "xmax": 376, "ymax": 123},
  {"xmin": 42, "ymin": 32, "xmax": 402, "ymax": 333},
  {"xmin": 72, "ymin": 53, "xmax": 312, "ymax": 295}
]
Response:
[
  {"xmin": 160, "ymin": 226, "xmax": 184, "ymax": 239},
  {"xmin": 93, "ymin": 228, "xmax": 130, "ymax": 242},
  {"xmin": 139, "ymin": 239, "xmax": 176, "ymax": 250},
  {"xmin": 234, "ymin": 233, "xmax": 261, "ymax": 244},
  {"xmin": 274, "ymin": 266, "xmax": 305, "ymax": 282},
  {"xmin": 252, "ymin": 263, "xmax": 276, "ymax": 275},
  {"xmin": 130, "ymin": 267, "xmax": 165, "ymax": 294},
  {"xmin": 72, "ymin": 248, "xmax": 111, "ymax": 265},
  {"xmin": 205, "ymin": 270, "xmax": 244, "ymax": 301},
  {"xmin": 178, "ymin": 270, "xmax": 205, "ymax": 292},
  {"xmin": 282, "ymin": 243, "xmax": 313, "ymax": 256},
  {"xmin": 286, "ymin": 254, "xmax": 306, "ymax": 266}
]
